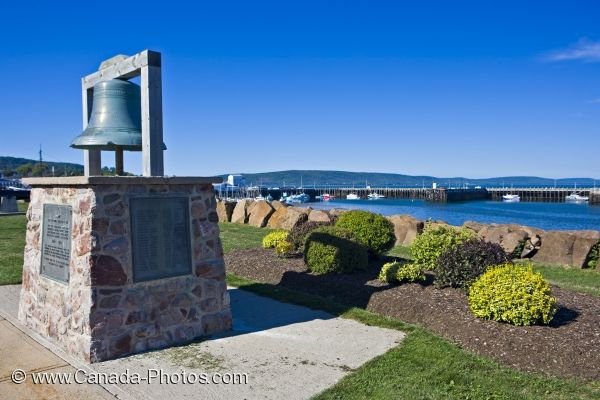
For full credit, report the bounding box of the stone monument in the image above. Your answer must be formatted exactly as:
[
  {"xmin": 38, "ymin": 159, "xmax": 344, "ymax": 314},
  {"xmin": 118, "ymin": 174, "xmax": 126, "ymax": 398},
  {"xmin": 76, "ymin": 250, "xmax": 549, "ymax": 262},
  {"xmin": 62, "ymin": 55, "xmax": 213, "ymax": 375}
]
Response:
[{"xmin": 18, "ymin": 50, "xmax": 231, "ymax": 362}]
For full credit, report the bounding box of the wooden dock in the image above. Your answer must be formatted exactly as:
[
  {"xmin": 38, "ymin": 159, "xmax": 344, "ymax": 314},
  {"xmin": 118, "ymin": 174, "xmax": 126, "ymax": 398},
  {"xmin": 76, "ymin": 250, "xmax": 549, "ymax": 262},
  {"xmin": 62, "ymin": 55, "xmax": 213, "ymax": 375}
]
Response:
[
  {"xmin": 486, "ymin": 187, "xmax": 593, "ymax": 203},
  {"xmin": 220, "ymin": 186, "xmax": 599, "ymax": 204}
]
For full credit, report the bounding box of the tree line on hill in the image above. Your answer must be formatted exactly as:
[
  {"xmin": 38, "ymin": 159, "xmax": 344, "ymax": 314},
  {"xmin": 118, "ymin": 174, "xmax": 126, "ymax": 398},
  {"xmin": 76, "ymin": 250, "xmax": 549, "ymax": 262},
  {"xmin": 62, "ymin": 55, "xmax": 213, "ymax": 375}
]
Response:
[{"xmin": 0, "ymin": 157, "xmax": 131, "ymax": 178}]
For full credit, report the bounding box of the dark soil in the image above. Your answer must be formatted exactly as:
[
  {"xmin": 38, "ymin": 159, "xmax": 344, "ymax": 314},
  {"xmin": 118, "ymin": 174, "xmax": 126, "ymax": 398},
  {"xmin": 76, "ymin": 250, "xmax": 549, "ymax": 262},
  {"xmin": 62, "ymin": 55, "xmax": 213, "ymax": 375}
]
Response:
[{"xmin": 225, "ymin": 248, "xmax": 600, "ymax": 381}]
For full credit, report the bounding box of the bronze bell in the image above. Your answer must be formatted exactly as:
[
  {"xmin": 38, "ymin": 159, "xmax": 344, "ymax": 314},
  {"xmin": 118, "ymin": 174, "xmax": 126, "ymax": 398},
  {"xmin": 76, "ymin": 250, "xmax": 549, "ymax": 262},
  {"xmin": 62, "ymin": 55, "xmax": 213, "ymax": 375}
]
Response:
[{"xmin": 71, "ymin": 79, "xmax": 143, "ymax": 151}]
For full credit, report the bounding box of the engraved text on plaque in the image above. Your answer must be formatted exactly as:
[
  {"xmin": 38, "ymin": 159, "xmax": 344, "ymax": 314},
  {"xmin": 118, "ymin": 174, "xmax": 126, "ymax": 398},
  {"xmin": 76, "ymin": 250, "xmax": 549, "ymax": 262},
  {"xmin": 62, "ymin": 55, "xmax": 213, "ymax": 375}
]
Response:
[
  {"xmin": 130, "ymin": 196, "xmax": 191, "ymax": 282},
  {"xmin": 41, "ymin": 204, "xmax": 72, "ymax": 282}
]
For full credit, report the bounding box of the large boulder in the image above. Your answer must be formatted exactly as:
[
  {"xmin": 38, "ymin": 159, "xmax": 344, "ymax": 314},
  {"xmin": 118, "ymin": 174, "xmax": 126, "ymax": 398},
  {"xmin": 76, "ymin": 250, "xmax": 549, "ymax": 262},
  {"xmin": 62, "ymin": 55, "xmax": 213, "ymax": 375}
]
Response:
[
  {"xmin": 328, "ymin": 208, "xmax": 348, "ymax": 220},
  {"xmin": 308, "ymin": 209, "xmax": 331, "ymax": 223},
  {"xmin": 247, "ymin": 201, "xmax": 275, "ymax": 228},
  {"xmin": 477, "ymin": 224, "xmax": 530, "ymax": 256},
  {"xmin": 231, "ymin": 199, "xmax": 253, "ymax": 224},
  {"xmin": 270, "ymin": 200, "xmax": 286, "ymax": 210},
  {"xmin": 388, "ymin": 214, "xmax": 424, "ymax": 246},
  {"xmin": 533, "ymin": 230, "xmax": 600, "ymax": 268},
  {"xmin": 267, "ymin": 206, "xmax": 308, "ymax": 230},
  {"xmin": 463, "ymin": 221, "xmax": 486, "ymax": 233},
  {"xmin": 216, "ymin": 200, "xmax": 236, "ymax": 223}
]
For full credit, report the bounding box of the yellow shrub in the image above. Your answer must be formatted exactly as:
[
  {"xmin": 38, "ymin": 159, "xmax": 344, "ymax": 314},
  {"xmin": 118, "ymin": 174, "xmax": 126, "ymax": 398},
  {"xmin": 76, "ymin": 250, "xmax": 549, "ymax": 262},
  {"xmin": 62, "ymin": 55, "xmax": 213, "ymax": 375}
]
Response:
[
  {"xmin": 262, "ymin": 230, "xmax": 290, "ymax": 249},
  {"xmin": 275, "ymin": 240, "xmax": 295, "ymax": 257},
  {"xmin": 468, "ymin": 263, "xmax": 556, "ymax": 326}
]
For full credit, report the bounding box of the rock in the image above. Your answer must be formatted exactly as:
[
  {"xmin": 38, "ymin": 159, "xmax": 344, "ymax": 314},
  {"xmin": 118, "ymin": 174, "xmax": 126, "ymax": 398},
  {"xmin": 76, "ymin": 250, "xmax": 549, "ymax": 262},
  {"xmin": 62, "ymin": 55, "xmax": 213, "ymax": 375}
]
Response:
[
  {"xmin": 267, "ymin": 207, "xmax": 288, "ymax": 229},
  {"xmin": 247, "ymin": 201, "xmax": 275, "ymax": 227},
  {"xmin": 271, "ymin": 200, "xmax": 286, "ymax": 210},
  {"xmin": 520, "ymin": 239, "xmax": 537, "ymax": 258},
  {"xmin": 388, "ymin": 215, "xmax": 424, "ymax": 246},
  {"xmin": 308, "ymin": 210, "xmax": 331, "ymax": 223},
  {"xmin": 231, "ymin": 199, "xmax": 253, "ymax": 224},
  {"xmin": 533, "ymin": 230, "xmax": 600, "ymax": 268},
  {"xmin": 281, "ymin": 207, "xmax": 309, "ymax": 230},
  {"xmin": 328, "ymin": 208, "xmax": 348, "ymax": 219},
  {"xmin": 267, "ymin": 206, "xmax": 308, "ymax": 230},
  {"xmin": 91, "ymin": 255, "xmax": 127, "ymax": 286},
  {"xmin": 463, "ymin": 221, "xmax": 486, "ymax": 233},
  {"xmin": 478, "ymin": 224, "xmax": 529, "ymax": 255},
  {"xmin": 216, "ymin": 200, "xmax": 236, "ymax": 222}
]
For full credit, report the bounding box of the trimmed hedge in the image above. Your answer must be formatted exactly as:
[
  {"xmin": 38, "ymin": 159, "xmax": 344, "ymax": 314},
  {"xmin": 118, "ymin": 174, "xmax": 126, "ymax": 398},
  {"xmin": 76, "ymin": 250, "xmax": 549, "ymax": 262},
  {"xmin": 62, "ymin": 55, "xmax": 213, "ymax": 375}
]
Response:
[
  {"xmin": 335, "ymin": 210, "xmax": 395, "ymax": 256},
  {"xmin": 411, "ymin": 223, "xmax": 475, "ymax": 270},
  {"xmin": 435, "ymin": 239, "xmax": 511, "ymax": 289},
  {"xmin": 468, "ymin": 264, "xmax": 556, "ymax": 326},
  {"xmin": 304, "ymin": 226, "xmax": 368, "ymax": 274}
]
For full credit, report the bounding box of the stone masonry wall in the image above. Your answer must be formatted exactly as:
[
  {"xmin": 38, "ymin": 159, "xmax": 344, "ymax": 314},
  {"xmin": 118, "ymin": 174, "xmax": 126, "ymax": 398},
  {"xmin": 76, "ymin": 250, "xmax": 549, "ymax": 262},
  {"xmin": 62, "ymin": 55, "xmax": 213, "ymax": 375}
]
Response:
[{"xmin": 19, "ymin": 181, "xmax": 231, "ymax": 362}]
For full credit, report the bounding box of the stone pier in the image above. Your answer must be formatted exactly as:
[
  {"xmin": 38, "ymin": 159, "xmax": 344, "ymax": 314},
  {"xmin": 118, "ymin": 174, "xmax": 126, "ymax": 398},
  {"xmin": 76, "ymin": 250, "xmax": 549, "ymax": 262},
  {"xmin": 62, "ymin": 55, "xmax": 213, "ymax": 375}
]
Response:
[{"xmin": 18, "ymin": 176, "xmax": 231, "ymax": 362}]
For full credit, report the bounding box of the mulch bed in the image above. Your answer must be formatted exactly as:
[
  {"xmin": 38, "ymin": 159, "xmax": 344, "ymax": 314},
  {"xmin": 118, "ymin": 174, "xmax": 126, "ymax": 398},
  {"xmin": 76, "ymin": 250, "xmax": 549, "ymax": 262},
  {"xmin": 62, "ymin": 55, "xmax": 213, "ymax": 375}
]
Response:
[{"xmin": 225, "ymin": 248, "xmax": 600, "ymax": 381}]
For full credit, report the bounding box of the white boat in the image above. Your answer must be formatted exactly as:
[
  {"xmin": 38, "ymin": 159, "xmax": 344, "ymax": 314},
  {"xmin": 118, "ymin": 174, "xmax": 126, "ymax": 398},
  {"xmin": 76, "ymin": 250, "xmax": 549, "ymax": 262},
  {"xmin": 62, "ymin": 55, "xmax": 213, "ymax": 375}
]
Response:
[
  {"xmin": 565, "ymin": 183, "xmax": 589, "ymax": 202},
  {"xmin": 346, "ymin": 193, "xmax": 360, "ymax": 200},
  {"xmin": 502, "ymin": 194, "xmax": 520, "ymax": 202},
  {"xmin": 565, "ymin": 193, "xmax": 589, "ymax": 202},
  {"xmin": 282, "ymin": 193, "xmax": 310, "ymax": 204},
  {"xmin": 368, "ymin": 193, "xmax": 386, "ymax": 200}
]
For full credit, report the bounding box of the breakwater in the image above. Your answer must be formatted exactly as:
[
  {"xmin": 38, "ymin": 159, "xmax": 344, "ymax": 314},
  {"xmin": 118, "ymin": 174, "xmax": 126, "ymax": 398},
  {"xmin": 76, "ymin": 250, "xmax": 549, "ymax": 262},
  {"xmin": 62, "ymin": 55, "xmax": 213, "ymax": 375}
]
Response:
[{"xmin": 224, "ymin": 186, "xmax": 598, "ymax": 204}]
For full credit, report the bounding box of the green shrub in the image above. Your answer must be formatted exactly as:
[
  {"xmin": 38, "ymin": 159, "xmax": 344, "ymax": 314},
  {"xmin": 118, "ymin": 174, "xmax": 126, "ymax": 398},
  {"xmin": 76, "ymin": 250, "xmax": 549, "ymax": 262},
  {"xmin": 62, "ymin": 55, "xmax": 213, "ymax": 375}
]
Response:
[
  {"xmin": 435, "ymin": 239, "xmax": 512, "ymax": 289},
  {"xmin": 411, "ymin": 223, "xmax": 475, "ymax": 270},
  {"xmin": 335, "ymin": 210, "xmax": 395, "ymax": 256},
  {"xmin": 289, "ymin": 220, "xmax": 331, "ymax": 251},
  {"xmin": 378, "ymin": 261, "xmax": 402, "ymax": 283},
  {"xmin": 468, "ymin": 264, "xmax": 556, "ymax": 326},
  {"xmin": 262, "ymin": 230, "xmax": 290, "ymax": 249},
  {"xmin": 396, "ymin": 263, "xmax": 426, "ymax": 283},
  {"xmin": 586, "ymin": 241, "xmax": 600, "ymax": 269},
  {"xmin": 378, "ymin": 261, "xmax": 425, "ymax": 284},
  {"xmin": 304, "ymin": 226, "xmax": 368, "ymax": 274}
]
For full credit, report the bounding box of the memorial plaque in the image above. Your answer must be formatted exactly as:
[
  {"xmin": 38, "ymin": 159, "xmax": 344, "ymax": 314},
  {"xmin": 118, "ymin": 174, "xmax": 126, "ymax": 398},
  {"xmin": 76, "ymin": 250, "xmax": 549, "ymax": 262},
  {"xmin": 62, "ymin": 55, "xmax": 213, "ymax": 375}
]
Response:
[
  {"xmin": 40, "ymin": 204, "xmax": 72, "ymax": 282},
  {"xmin": 130, "ymin": 196, "xmax": 191, "ymax": 282}
]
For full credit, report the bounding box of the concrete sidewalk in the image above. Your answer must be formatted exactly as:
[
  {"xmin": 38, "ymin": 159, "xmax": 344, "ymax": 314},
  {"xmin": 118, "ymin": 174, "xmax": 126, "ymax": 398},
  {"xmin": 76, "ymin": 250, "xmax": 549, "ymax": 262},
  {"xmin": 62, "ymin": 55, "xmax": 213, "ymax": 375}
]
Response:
[{"xmin": 0, "ymin": 284, "xmax": 405, "ymax": 400}]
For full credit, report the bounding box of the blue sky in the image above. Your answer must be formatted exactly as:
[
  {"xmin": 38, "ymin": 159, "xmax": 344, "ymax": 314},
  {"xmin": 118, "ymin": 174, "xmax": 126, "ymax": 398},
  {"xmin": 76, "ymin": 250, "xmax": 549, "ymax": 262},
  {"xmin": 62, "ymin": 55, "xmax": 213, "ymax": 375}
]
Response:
[{"xmin": 1, "ymin": 1, "xmax": 599, "ymax": 178}]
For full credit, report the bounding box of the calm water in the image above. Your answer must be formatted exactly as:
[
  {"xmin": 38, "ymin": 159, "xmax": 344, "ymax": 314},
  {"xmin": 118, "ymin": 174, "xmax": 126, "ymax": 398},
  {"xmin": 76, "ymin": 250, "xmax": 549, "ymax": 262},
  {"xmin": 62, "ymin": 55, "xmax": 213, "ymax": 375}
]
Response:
[{"xmin": 309, "ymin": 199, "xmax": 600, "ymax": 231}]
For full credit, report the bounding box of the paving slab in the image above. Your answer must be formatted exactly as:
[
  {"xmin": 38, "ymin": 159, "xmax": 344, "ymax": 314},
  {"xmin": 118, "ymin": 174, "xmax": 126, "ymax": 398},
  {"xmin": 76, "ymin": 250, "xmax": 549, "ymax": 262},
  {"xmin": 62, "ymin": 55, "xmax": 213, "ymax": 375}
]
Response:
[
  {"xmin": 0, "ymin": 320, "xmax": 67, "ymax": 380},
  {"xmin": 0, "ymin": 365, "xmax": 116, "ymax": 400},
  {"xmin": 0, "ymin": 284, "xmax": 406, "ymax": 400}
]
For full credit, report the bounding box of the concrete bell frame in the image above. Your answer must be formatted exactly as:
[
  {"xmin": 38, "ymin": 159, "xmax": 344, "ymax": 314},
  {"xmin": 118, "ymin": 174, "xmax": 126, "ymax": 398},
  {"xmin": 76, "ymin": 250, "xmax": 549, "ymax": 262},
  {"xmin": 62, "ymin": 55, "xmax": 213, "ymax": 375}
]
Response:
[{"xmin": 81, "ymin": 50, "xmax": 164, "ymax": 177}]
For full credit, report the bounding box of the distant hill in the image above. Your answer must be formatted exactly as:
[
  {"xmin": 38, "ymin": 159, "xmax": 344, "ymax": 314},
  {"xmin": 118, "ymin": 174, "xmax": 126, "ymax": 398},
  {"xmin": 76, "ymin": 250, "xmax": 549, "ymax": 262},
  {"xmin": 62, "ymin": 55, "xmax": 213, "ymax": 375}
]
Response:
[
  {"xmin": 0, "ymin": 156, "xmax": 84, "ymax": 177},
  {"xmin": 2, "ymin": 156, "xmax": 595, "ymax": 187},
  {"xmin": 0, "ymin": 156, "xmax": 132, "ymax": 177},
  {"xmin": 220, "ymin": 170, "xmax": 598, "ymax": 188}
]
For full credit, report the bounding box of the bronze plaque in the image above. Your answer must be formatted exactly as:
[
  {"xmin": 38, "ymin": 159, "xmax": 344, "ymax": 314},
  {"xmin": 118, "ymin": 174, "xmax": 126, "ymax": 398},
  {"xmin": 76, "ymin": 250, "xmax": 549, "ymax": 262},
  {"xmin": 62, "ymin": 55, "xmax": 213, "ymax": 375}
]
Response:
[
  {"xmin": 130, "ymin": 196, "xmax": 191, "ymax": 282},
  {"xmin": 40, "ymin": 204, "xmax": 72, "ymax": 283}
]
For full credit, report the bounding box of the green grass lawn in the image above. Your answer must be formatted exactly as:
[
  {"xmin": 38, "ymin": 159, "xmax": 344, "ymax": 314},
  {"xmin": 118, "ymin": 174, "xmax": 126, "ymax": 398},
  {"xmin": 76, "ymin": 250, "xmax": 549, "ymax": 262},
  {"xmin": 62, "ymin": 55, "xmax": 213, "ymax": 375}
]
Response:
[
  {"xmin": 0, "ymin": 214, "xmax": 26, "ymax": 285},
  {"xmin": 387, "ymin": 244, "xmax": 412, "ymax": 259},
  {"xmin": 218, "ymin": 222, "xmax": 272, "ymax": 253},
  {"xmin": 531, "ymin": 263, "xmax": 600, "ymax": 297}
]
